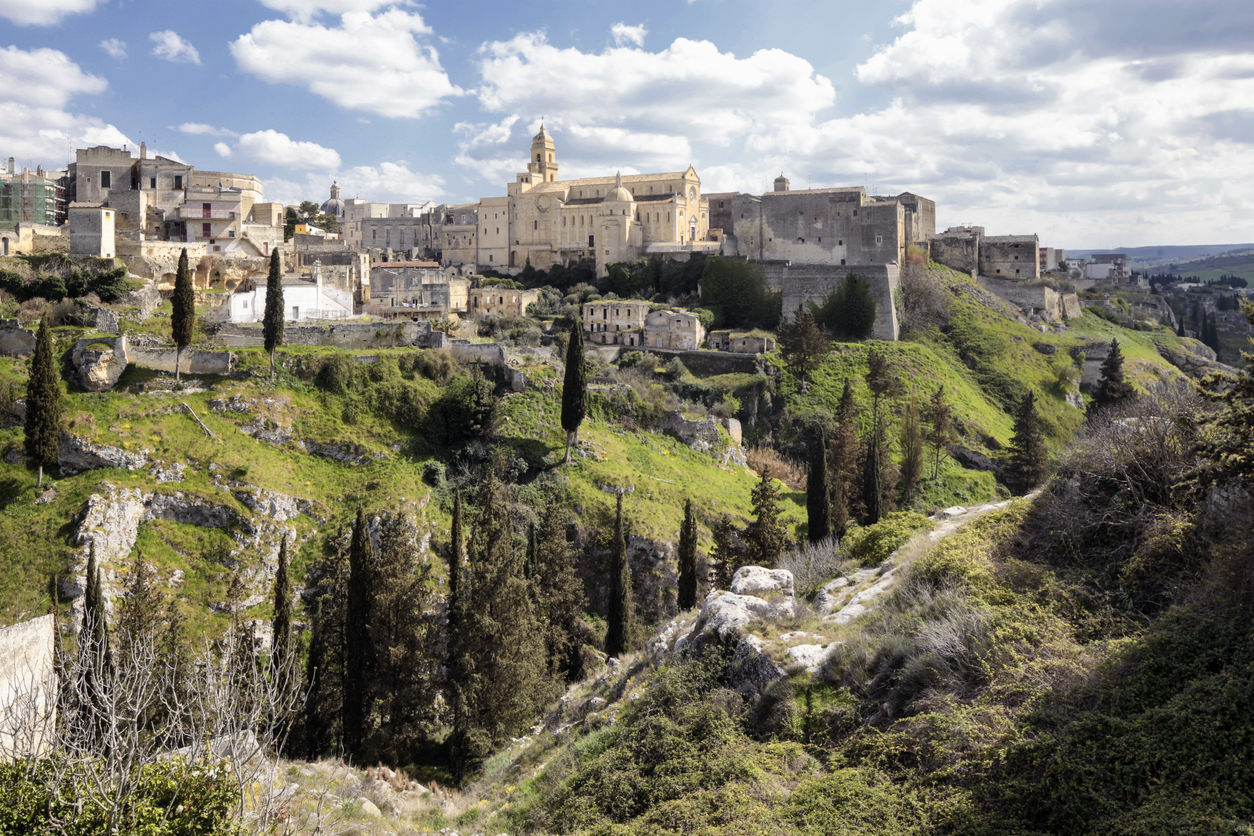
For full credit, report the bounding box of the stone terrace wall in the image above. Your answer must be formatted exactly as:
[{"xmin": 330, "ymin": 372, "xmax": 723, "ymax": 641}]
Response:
[
  {"xmin": 211, "ymin": 320, "xmax": 422, "ymax": 349},
  {"xmin": 766, "ymin": 262, "xmax": 900, "ymax": 341}
]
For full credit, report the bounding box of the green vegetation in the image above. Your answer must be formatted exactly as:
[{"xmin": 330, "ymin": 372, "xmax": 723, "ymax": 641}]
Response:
[{"xmin": 842, "ymin": 511, "xmax": 934, "ymax": 567}]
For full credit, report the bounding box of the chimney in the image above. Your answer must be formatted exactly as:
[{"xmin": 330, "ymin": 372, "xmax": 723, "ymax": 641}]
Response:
[{"xmin": 140, "ymin": 141, "xmax": 147, "ymax": 160}]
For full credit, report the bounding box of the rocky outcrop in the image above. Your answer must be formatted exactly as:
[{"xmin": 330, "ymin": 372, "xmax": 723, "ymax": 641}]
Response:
[
  {"xmin": 662, "ymin": 413, "xmax": 742, "ymax": 452},
  {"xmin": 121, "ymin": 284, "xmax": 161, "ymax": 321},
  {"xmin": 1155, "ymin": 339, "xmax": 1228, "ymax": 381},
  {"xmin": 0, "ymin": 320, "xmax": 36, "ymax": 357},
  {"xmin": 71, "ymin": 335, "xmax": 129, "ymax": 392},
  {"xmin": 302, "ymin": 439, "xmax": 378, "ymax": 466},
  {"xmin": 58, "ymin": 433, "xmax": 149, "ymax": 475}
]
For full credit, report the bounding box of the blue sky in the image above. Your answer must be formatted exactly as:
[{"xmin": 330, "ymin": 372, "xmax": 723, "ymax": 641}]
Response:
[{"xmin": 3, "ymin": 0, "xmax": 1254, "ymax": 249}]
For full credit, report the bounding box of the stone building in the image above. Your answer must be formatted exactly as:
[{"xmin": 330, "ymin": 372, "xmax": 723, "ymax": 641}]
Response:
[
  {"xmin": 643, "ymin": 308, "xmax": 706, "ymax": 350},
  {"xmin": 68, "ymin": 204, "xmax": 115, "ymax": 257},
  {"xmin": 468, "ymin": 286, "xmax": 539, "ymax": 318},
  {"xmin": 367, "ymin": 261, "xmax": 468, "ymax": 320},
  {"xmin": 583, "ymin": 300, "xmax": 651, "ymax": 345},
  {"xmin": 708, "ymin": 331, "xmax": 776, "ymax": 354},
  {"xmin": 928, "ymin": 226, "xmax": 1041, "ymax": 280},
  {"xmin": 66, "ymin": 144, "xmax": 282, "ymax": 258},
  {"xmin": 1, "ymin": 158, "xmax": 67, "ymax": 229},
  {"xmin": 708, "ymin": 178, "xmax": 934, "ymax": 268}
]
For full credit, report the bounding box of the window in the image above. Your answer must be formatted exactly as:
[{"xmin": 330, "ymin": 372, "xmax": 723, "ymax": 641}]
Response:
[
  {"xmin": 150, "ymin": 177, "xmax": 156, "ymax": 189},
  {"xmin": 100, "ymin": 170, "xmax": 111, "ymax": 188},
  {"xmin": 533, "ymin": 220, "xmax": 538, "ymax": 230},
  {"xmin": 173, "ymin": 175, "xmax": 183, "ymax": 189},
  {"xmin": 875, "ymin": 235, "xmax": 883, "ymax": 245},
  {"xmin": 202, "ymin": 222, "xmax": 211, "ymax": 237}
]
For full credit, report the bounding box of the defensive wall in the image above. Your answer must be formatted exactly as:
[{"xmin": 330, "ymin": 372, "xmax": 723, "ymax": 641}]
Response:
[{"xmin": 765, "ymin": 262, "xmax": 901, "ymax": 341}]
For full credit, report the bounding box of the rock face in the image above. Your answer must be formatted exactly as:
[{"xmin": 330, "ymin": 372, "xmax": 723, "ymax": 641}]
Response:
[
  {"xmin": 662, "ymin": 413, "xmax": 742, "ymax": 452},
  {"xmin": 302, "ymin": 439, "xmax": 377, "ymax": 466},
  {"xmin": 58, "ymin": 433, "xmax": 149, "ymax": 475},
  {"xmin": 673, "ymin": 566, "xmax": 798, "ymax": 697},
  {"xmin": 0, "ymin": 320, "xmax": 36, "ymax": 357},
  {"xmin": 1155, "ymin": 339, "xmax": 1228, "ymax": 381},
  {"xmin": 71, "ymin": 335, "xmax": 129, "ymax": 392}
]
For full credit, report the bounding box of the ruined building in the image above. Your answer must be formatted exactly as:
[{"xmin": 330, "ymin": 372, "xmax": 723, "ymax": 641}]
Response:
[{"xmin": 928, "ymin": 226, "xmax": 1041, "ymax": 280}]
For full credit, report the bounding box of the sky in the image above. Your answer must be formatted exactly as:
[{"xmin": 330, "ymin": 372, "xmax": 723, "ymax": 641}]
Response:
[{"xmin": 2, "ymin": 0, "xmax": 1254, "ymax": 250}]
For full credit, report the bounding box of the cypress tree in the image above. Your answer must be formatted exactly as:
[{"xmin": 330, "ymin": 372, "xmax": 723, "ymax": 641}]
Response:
[
  {"xmin": 806, "ymin": 430, "xmax": 831, "ymax": 542},
  {"xmin": 676, "ymin": 499, "xmax": 699, "ymax": 610},
  {"xmin": 1007, "ymin": 391, "xmax": 1048, "ymax": 493},
  {"xmin": 560, "ymin": 318, "xmax": 587, "ymax": 464},
  {"xmin": 263, "ymin": 248, "xmax": 284, "ymax": 381},
  {"xmin": 745, "ymin": 466, "xmax": 785, "ymax": 567},
  {"xmin": 710, "ymin": 515, "xmax": 739, "ymax": 590},
  {"xmin": 604, "ymin": 493, "xmax": 633, "ymax": 658},
  {"xmin": 778, "ymin": 305, "xmax": 829, "ymax": 388},
  {"xmin": 449, "ymin": 474, "xmax": 548, "ymax": 776},
  {"xmin": 830, "ymin": 379, "xmax": 859, "ymax": 536},
  {"xmin": 271, "ymin": 535, "xmax": 293, "ymax": 700},
  {"xmin": 447, "ymin": 489, "xmax": 464, "ymax": 638},
  {"xmin": 24, "ymin": 315, "xmax": 60, "ymax": 488},
  {"xmin": 302, "ymin": 542, "xmax": 349, "ymax": 757},
  {"xmin": 171, "ymin": 247, "xmax": 194, "ymax": 381},
  {"xmin": 923, "ymin": 385, "xmax": 953, "ymax": 480},
  {"xmin": 116, "ymin": 553, "xmax": 162, "ymax": 667},
  {"xmin": 898, "ymin": 400, "xmax": 924, "ymax": 506},
  {"xmin": 1091, "ymin": 338, "xmax": 1135, "ymax": 414},
  {"xmin": 533, "ymin": 502, "xmax": 586, "ymax": 680},
  {"xmin": 861, "ymin": 348, "xmax": 895, "ymax": 524},
  {"xmin": 1195, "ymin": 301, "xmax": 1254, "ymax": 485},
  {"xmin": 343, "ymin": 508, "xmax": 374, "ymax": 763},
  {"xmin": 79, "ymin": 545, "xmax": 113, "ymax": 743}
]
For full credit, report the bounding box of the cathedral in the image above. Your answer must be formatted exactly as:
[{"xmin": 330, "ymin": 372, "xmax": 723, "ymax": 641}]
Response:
[{"xmin": 476, "ymin": 125, "xmax": 719, "ymax": 277}]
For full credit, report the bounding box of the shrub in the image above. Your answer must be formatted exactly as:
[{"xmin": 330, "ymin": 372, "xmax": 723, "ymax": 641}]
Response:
[
  {"xmin": 746, "ymin": 444, "xmax": 806, "ymax": 491},
  {"xmin": 314, "ymin": 352, "xmax": 357, "ymax": 394},
  {"xmin": 842, "ymin": 511, "xmax": 934, "ymax": 567}
]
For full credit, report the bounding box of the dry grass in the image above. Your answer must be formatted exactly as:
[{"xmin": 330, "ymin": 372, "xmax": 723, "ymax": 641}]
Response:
[{"xmin": 747, "ymin": 444, "xmax": 806, "ymax": 491}]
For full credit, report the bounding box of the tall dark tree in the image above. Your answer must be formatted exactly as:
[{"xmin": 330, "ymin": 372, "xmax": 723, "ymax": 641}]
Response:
[
  {"xmin": 1196, "ymin": 301, "xmax": 1254, "ymax": 485},
  {"xmin": 533, "ymin": 502, "xmax": 587, "ymax": 680},
  {"xmin": 302, "ymin": 541, "xmax": 349, "ymax": 757},
  {"xmin": 1091, "ymin": 338, "xmax": 1135, "ymax": 414},
  {"xmin": 710, "ymin": 515, "xmax": 740, "ymax": 590},
  {"xmin": 898, "ymin": 400, "xmax": 925, "ymax": 506},
  {"xmin": 448, "ymin": 475, "xmax": 549, "ymax": 776},
  {"xmin": 779, "ymin": 305, "xmax": 829, "ymax": 389},
  {"xmin": 745, "ymin": 467, "xmax": 786, "ymax": 567},
  {"xmin": 923, "ymin": 385, "xmax": 953, "ymax": 480},
  {"xmin": 271, "ymin": 535, "xmax": 293, "ymax": 702},
  {"xmin": 676, "ymin": 499, "xmax": 699, "ymax": 610},
  {"xmin": 604, "ymin": 493, "xmax": 633, "ymax": 658},
  {"xmin": 263, "ymin": 248, "xmax": 284, "ymax": 381},
  {"xmin": 806, "ymin": 430, "xmax": 831, "ymax": 542},
  {"xmin": 830, "ymin": 379, "xmax": 860, "ymax": 536},
  {"xmin": 116, "ymin": 553, "xmax": 162, "ymax": 668},
  {"xmin": 24, "ymin": 315, "xmax": 60, "ymax": 487},
  {"xmin": 342, "ymin": 507, "xmax": 375, "ymax": 762},
  {"xmin": 815, "ymin": 274, "xmax": 877, "ymax": 340},
  {"xmin": 447, "ymin": 489, "xmax": 464, "ymax": 638},
  {"xmin": 861, "ymin": 348, "xmax": 896, "ymax": 524},
  {"xmin": 561, "ymin": 318, "xmax": 587, "ymax": 464},
  {"xmin": 1007, "ymin": 391, "xmax": 1048, "ymax": 493},
  {"xmin": 171, "ymin": 247, "xmax": 194, "ymax": 381},
  {"xmin": 78, "ymin": 545, "xmax": 113, "ymax": 740}
]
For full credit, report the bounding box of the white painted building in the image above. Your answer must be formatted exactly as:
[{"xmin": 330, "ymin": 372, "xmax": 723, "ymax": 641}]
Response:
[{"xmin": 227, "ymin": 276, "xmax": 354, "ymax": 324}]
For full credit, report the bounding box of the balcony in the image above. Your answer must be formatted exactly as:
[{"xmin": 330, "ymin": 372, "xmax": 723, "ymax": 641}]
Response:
[{"xmin": 178, "ymin": 207, "xmax": 238, "ymax": 220}]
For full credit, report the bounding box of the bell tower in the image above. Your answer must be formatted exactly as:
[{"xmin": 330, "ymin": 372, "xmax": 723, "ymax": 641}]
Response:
[{"xmin": 528, "ymin": 123, "xmax": 558, "ymax": 183}]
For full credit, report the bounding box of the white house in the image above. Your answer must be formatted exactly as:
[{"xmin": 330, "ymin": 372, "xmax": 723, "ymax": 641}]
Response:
[{"xmin": 227, "ymin": 275, "xmax": 354, "ymax": 324}]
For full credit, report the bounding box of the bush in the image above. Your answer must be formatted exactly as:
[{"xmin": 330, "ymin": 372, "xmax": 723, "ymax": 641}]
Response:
[
  {"xmin": 314, "ymin": 352, "xmax": 357, "ymax": 395},
  {"xmin": 842, "ymin": 511, "xmax": 934, "ymax": 567}
]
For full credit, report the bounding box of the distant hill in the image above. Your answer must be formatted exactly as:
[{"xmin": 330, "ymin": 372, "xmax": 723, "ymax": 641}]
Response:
[{"xmin": 1069, "ymin": 243, "xmax": 1254, "ymax": 274}]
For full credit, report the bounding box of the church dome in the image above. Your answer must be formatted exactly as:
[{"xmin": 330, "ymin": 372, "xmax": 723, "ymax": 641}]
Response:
[
  {"xmin": 606, "ymin": 171, "xmax": 634, "ymax": 203},
  {"xmin": 319, "ymin": 181, "xmax": 346, "ymax": 218}
]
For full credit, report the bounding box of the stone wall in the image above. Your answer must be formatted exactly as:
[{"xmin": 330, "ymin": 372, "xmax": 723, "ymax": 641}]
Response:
[
  {"xmin": 767, "ymin": 262, "xmax": 901, "ymax": 341},
  {"xmin": 211, "ymin": 320, "xmax": 422, "ymax": 349},
  {"xmin": 928, "ymin": 233, "xmax": 978, "ymax": 275},
  {"xmin": 981, "ymin": 235, "xmax": 1040, "ymax": 280},
  {"xmin": 0, "ymin": 319, "xmax": 35, "ymax": 356},
  {"xmin": 117, "ymin": 240, "xmax": 210, "ymax": 281},
  {"xmin": 0, "ymin": 614, "xmax": 55, "ymax": 758},
  {"xmin": 129, "ymin": 346, "xmax": 235, "ymax": 375},
  {"xmin": 978, "ymin": 276, "xmax": 1074, "ymax": 321}
]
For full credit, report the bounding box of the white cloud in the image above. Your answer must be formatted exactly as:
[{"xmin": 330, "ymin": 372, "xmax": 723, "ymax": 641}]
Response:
[
  {"xmin": 175, "ymin": 122, "xmax": 237, "ymax": 137},
  {"xmin": 264, "ymin": 161, "xmax": 446, "ymax": 206},
  {"xmin": 0, "ymin": 0, "xmax": 100, "ymax": 26},
  {"xmin": 214, "ymin": 142, "xmax": 232, "ymax": 158},
  {"xmin": 611, "ymin": 22, "xmax": 647, "ymax": 48},
  {"xmin": 231, "ymin": 9, "xmax": 462, "ymax": 118},
  {"xmin": 99, "ymin": 38, "xmax": 127, "ymax": 60},
  {"xmin": 0, "ymin": 46, "xmax": 129, "ymax": 167},
  {"xmin": 230, "ymin": 130, "xmax": 342, "ymax": 170},
  {"xmin": 257, "ymin": 0, "xmax": 406, "ymax": 24},
  {"xmin": 150, "ymin": 30, "xmax": 201, "ymax": 65}
]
